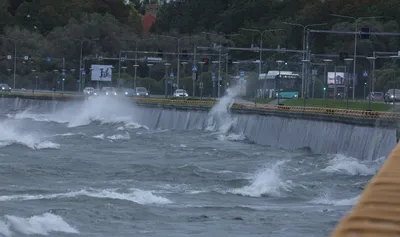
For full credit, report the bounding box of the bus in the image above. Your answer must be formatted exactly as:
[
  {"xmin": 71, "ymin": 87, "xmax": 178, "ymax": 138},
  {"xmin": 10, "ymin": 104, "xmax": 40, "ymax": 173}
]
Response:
[{"xmin": 276, "ymin": 88, "xmax": 299, "ymax": 99}]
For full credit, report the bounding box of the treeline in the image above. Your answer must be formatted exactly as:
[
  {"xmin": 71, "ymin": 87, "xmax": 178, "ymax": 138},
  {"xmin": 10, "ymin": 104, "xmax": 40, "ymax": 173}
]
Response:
[{"xmin": 0, "ymin": 0, "xmax": 399, "ymax": 95}]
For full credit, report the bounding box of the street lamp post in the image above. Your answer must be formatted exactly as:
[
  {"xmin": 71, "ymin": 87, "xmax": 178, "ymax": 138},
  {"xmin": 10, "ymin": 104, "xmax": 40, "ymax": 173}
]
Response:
[
  {"xmin": 281, "ymin": 22, "xmax": 328, "ymax": 99},
  {"xmin": 156, "ymin": 35, "xmax": 192, "ymax": 90},
  {"xmin": 344, "ymin": 58, "xmax": 354, "ymax": 109},
  {"xmin": 199, "ymin": 61, "xmax": 205, "ymax": 99},
  {"xmin": 238, "ymin": 28, "xmax": 285, "ymax": 77},
  {"xmin": 164, "ymin": 62, "xmax": 171, "ymax": 98},
  {"xmin": 331, "ymin": 14, "xmax": 384, "ymax": 100},
  {"xmin": 65, "ymin": 37, "xmax": 99, "ymax": 92},
  {"xmin": 276, "ymin": 60, "xmax": 285, "ymax": 105},
  {"xmin": 366, "ymin": 56, "xmax": 376, "ymax": 110},
  {"xmin": 0, "ymin": 37, "xmax": 17, "ymax": 89},
  {"xmin": 389, "ymin": 55, "xmax": 399, "ymax": 112},
  {"xmin": 201, "ymin": 32, "xmax": 241, "ymax": 98},
  {"xmin": 323, "ymin": 59, "xmax": 332, "ymax": 106},
  {"xmin": 301, "ymin": 59, "xmax": 310, "ymax": 106}
]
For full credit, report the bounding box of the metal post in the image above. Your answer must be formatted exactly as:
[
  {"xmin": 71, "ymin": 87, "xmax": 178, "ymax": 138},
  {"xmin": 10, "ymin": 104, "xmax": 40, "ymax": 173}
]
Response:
[
  {"xmin": 13, "ymin": 42, "xmax": 16, "ymax": 89},
  {"xmin": 164, "ymin": 65, "xmax": 168, "ymax": 98},
  {"xmin": 193, "ymin": 46, "xmax": 196, "ymax": 97},
  {"xmin": 79, "ymin": 40, "xmax": 83, "ymax": 92},
  {"xmin": 353, "ymin": 21, "xmax": 357, "ymax": 100},
  {"xmin": 134, "ymin": 45, "xmax": 138, "ymax": 89},
  {"xmin": 334, "ymin": 66, "xmax": 337, "ymax": 99},
  {"xmin": 324, "ymin": 63, "xmax": 327, "ymax": 107},
  {"xmin": 218, "ymin": 41, "xmax": 222, "ymax": 98},
  {"xmin": 225, "ymin": 54, "xmax": 228, "ymax": 93},
  {"xmin": 345, "ymin": 65, "xmax": 348, "ymax": 109},
  {"xmin": 177, "ymin": 40, "xmax": 181, "ymax": 89},
  {"xmin": 118, "ymin": 50, "xmax": 121, "ymax": 88}
]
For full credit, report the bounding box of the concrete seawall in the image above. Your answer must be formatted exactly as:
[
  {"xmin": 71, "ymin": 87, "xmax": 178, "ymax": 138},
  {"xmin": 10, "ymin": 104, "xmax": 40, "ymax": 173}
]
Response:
[{"xmin": 1, "ymin": 96, "xmax": 397, "ymax": 160}]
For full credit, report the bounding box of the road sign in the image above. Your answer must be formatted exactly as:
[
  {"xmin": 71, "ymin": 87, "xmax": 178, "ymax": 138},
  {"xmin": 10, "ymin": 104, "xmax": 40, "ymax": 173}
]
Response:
[
  {"xmin": 47, "ymin": 57, "xmax": 51, "ymax": 62},
  {"xmin": 7, "ymin": 55, "xmax": 11, "ymax": 60},
  {"xmin": 212, "ymin": 72, "xmax": 216, "ymax": 81},
  {"xmin": 192, "ymin": 73, "xmax": 196, "ymax": 81},
  {"xmin": 312, "ymin": 69, "xmax": 317, "ymax": 75},
  {"xmin": 24, "ymin": 56, "xmax": 28, "ymax": 60},
  {"xmin": 62, "ymin": 71, "xmax": 66, "ymax": 76},
  {"xmin": 192, "ymin": 65, "xmax": 197, "ymax": 72},
  {"xmin": 240, "ymin": 70, "xmax": 244, "ymax": 79},
  {"xmin": 218, "ymin": 76, "xmax": 222, "ymax": 81},
  {"xmin": 168, "ymin": 80, "xmax": 172, "ymax": 84},
  {"xmin": 363, "ymin": 71, "xmax": 368, "ymax": 77},
  {"xmin": 57, "ymin": 81, "xmax": 60, "ymax": 84},
  {"xmin": 170, "ymin": 72, "xmax": 174, "ymax": 78},
  {"xmin": 199, "ymin": 82, "xmax": 204, "ymax": 89},
  {"xmin": 82, "ymin": 70, "xmax": 86, "ymax": 76}
]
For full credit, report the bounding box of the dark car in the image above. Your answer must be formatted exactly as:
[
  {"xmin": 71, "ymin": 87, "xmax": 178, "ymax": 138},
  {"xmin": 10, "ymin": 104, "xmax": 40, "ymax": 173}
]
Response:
[
  {"xmin": 134, "ymin": 87, "xmax": 149, "ymax": 97},
  {"xmin": 0, "ymin": 84, "xmax": 11, "ymax": 92},
  {"xmin": 123, "ymin": 88, "xmax": 135, "ymax": 97},
  {"xmin": 384, "ymin": 89, "xmax": 400, "ymax": 103}
]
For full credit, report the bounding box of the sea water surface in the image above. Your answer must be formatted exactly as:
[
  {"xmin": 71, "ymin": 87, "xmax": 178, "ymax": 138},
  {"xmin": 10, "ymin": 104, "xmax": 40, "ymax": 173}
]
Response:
[{"xmin": 0, "ymin": 93, "xmax": 384, "ymax": 237}]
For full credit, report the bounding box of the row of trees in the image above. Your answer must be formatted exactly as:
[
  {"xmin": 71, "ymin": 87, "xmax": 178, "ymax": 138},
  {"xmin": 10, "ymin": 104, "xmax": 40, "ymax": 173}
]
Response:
[{"xmin": 0, "ymin": 0, "xmax": 400, "ymax": 96}]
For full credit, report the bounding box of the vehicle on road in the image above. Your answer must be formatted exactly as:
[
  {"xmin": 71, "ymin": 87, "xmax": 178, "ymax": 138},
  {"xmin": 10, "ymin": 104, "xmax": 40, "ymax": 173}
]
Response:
[
  {"xmin": 384, "ymin": 89, "xmax": 400, "ymax": 103},
  {"xmin": 366, "ymin": 92, "xmax": 383, "ymax": 101},
  {"xmin": 123, "ymin": 88, "xmax": 135, "ymax": 97},
  {"xmin": 173, "ymin": 89, "xmax": 189, "ymax": 98},
  {"xmin": 134, "ymin": 87, "xmax": 149, "ymax": 97},
  {"xmin": 0, "ymin": 83, "xmax": 11, "ymax": 92},
  {"xmin": 276, "ymin": 89, "xmax": 298, "ymax": 99},
  {"xmin": 102, "ymin": 87, "xmax": 117, "ymax": 96},
  {"xmin": 83, "ymin": 87, "xmax": 95, "ymax": 96},
  {"xmin": 92, "ymin": 89, "xmax": 100, "ymax": 96}
]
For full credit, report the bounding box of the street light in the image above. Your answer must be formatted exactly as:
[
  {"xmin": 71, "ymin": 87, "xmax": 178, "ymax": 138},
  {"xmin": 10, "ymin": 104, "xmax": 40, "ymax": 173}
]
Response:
[
  {"xmin": 389, "ymin": 55, "xmax": 399, "ymax": 112},
  {"xmin": 344, "ymin": 58, "xmax": 354, "ymax": 109},
  {"xmin": 146, "ymin": 63, "xmax": 154, "ymax": 79},
  {"xmin": 366, "ymin": 56, "xmax": 376, "ymax": 110},
  {"xmin": 0, "ymin": 37, "xmax": 17, "ymax": 89},
  {"xmin": 198, "ymin": 61, "xmax": 205, "ymax": 99},
  {"xmin": 156, "ymin": 35, "xmax": 192, "ymax": 90},
  {"xmin": 65, "ymin": 37, "xmax": 99, "ymax": 92},
  {"xmin": 202, "ymin": 32, "xmax": 241, "ymax": 98},
  {"xmin": 323, "ymin": 59, "xmax": 332, "ymax": 106},
  {"xmin": 164, "ymin": 62, "xmax": 171, "ymax": 98},
  {"xmin": 276, "ymin": 60, "xmax": 285, "ymax": 105},
  {"xmin": 331, "ymin": 14, "xmax": 384, "ymax": 99},
  {"xmin": 281, "ymin": 22, "xmax": 328, "ymax": 98},
  {"xmin": 238, "ymin": 28, "xmax": 285, "ymax": 76},
  {"xmin": 301, "ymin": 59, "xmax": 310, "ymax": 106}
]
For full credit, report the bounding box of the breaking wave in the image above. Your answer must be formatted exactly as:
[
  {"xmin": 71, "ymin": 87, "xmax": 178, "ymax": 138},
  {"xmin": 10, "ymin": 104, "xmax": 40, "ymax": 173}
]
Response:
[
  {"xmin": 0, "ymin": 188, "xmax": 172, "ymax": 205},
  {"xmin": 0, "ymin": 213, "xmax": 78, "ymax": 237}
]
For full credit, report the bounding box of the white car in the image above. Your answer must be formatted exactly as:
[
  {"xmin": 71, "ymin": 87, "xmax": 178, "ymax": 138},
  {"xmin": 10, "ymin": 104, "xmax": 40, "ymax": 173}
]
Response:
[{"xmin": 173, "ymin": 89, "xmax": 188, "ymax": 98}]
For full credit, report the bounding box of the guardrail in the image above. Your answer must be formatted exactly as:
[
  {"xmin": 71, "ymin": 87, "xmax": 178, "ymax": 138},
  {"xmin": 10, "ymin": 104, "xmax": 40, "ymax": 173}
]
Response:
[
  {"xmin": 2, "ymin": 93, "xmax": 400, "ymax": 119},
  {"xmin": 330, "ymin": 142, "xmax": 400, "ymax": 237},
  {"xmin": 239, "ymin": 103, "xmax": 400, "ymax": 120}
]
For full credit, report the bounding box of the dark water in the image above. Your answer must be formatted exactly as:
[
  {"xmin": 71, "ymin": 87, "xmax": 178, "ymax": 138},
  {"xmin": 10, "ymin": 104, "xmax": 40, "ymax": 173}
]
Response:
[{"xmin": 0, "ymin": 96, "xmax": 384, "ymax": 237}]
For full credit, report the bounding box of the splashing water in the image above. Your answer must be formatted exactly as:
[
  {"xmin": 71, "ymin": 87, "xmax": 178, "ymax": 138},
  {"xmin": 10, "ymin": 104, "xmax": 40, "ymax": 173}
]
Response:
[{"xmin": 206, "ymin": 85, "xmax": 242, "ymax": 133}]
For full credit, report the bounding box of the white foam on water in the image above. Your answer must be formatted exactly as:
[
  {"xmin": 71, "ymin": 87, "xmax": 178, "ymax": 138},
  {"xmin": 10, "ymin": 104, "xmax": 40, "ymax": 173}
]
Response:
[
  {"xmin": 228, "ymin": 160, "xmax": 292, "ymax": 197},
  {"xmin": 107, "ymin": 132, "xmax": 131, "ymax": 140},
  {"xmin": 322, "ymin": 154, "xmax": 383, "ymax": 176},
  {"xmin": 0, "ymin": 120, "xmax": 60, "ymax": 150},
  {"xmin": 0, "ymin": 213, "xmax": 78, "ymax": 236},
  {"xmin": 11, "ymin": 96, "xmax": 148, "ymax": 129},
  {"xmin": 311, "ymin": 193, "xmax": 360, "ymax": 206},
  {"xmin": 0, "ymin": 188, "xmax": 172, "ymax": 205},
  {"xmin": 92, "ymin": 134, "xmax": 105, "ymax": 139}
]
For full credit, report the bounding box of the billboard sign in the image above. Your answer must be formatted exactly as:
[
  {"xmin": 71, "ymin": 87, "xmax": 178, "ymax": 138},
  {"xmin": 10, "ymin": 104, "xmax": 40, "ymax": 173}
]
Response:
[
  {"xmin": 327, "ymin": 72, "xmax": 350, "ymax": 87},
  {"xmin": 91, "ymin": 65, "xmax": 112, "ymax": 81}
]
